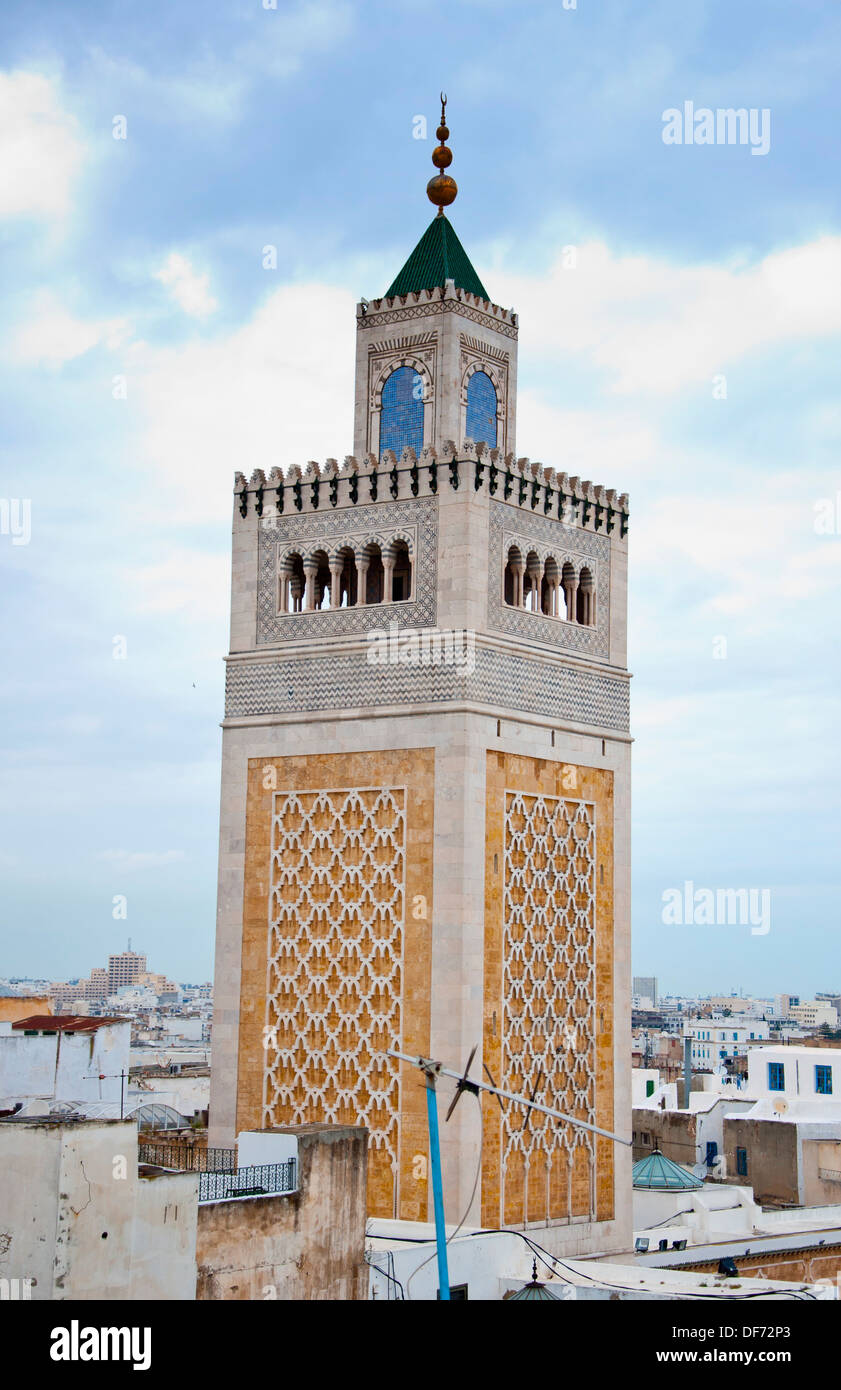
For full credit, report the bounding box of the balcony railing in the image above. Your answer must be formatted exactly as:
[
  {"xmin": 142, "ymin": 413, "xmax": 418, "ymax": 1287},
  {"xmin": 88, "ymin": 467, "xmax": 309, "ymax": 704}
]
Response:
[
  {"xmin": 138, "ymin": 1143, "xmax": 236, "ymax": 1172},
  {"xmin": 197, "ymin": 1161, "xmax": 297, "ymax": 1204}
]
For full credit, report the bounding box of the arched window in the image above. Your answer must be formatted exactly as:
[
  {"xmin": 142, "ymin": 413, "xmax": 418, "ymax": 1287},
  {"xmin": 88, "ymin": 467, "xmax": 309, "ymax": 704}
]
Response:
[
  {"xmin": 279, "ymin": 553, "xmax": 305, "ymax": 612},
  {"xmin": 380, "ymin": 365, "xmax": 424, "ymax": 459},
  {"xmin": 312, "ymin": 549, "xmax": 331, "ymax": 610},
  {"xmin": 504, "ymin": 545, "xmax": 522, "ymax": 606},
  {"xmin": 364, "ymin": 543, "xmax": 384, "ymax": 605},
  {"xmin": 577, "ymin": 567, "xmax": 595, "ymax": 626},
  {"xmin": 524, "ymin": 551, "xmax": 541, "ymax": 612},
  {"xmin": 466, "ymin": 370, "xmax": 498, "ymax": 447},
  {"xmin": 543, "ymin": 556, "xmax": 560, "ymax": 616},
  {"xmin": 391, "ymin": 540, "xmax": 412, "ymax": 602},
  {"xmin": 337, "ymin": 546, "xmax": 357, "ymax": 608}
]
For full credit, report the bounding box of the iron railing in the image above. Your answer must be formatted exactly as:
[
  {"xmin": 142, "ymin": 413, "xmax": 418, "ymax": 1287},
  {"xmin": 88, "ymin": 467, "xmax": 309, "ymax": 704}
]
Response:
[
  {"xmin": 138, "ymin": 1143, "xmax": 236, "ymax": 1172},
  {"xmin": 197, "ymin": 1160, "xmax": 297, "ymax": 1204}
]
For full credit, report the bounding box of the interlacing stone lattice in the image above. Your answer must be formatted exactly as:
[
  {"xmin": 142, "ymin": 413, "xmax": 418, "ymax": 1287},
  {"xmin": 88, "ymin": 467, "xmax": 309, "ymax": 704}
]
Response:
[
  {"xmin": 263, "ymin": 787, "xmax": 406, "ymax": 1214},
  {"xmin": 501, "ymin": 791, "xmax": 597, "ymax": 1225}
]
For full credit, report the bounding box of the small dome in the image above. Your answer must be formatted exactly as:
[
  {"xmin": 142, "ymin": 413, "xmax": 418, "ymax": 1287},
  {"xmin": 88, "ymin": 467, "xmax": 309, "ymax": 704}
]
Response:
[{"xmin": 632, "ymin": 1149, "xmax": 703, "ymax": 1190}]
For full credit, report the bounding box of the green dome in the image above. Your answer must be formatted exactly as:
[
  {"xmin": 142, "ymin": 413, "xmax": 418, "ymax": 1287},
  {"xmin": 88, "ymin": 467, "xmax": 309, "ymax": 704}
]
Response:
[{"xmin": 632, "ymin": 1149, "xmax": 703, "ymax": 1191}]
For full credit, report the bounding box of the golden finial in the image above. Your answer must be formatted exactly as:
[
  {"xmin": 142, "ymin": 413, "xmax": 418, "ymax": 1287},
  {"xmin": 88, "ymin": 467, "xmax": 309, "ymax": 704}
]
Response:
[{"xmin": 427, "ymin": 92, "xmax": 458, "ymax": 215}]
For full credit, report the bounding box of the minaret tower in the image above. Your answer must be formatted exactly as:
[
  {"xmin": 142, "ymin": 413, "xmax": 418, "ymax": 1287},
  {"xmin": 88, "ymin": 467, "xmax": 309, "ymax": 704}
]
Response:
[{"xmin": 210, "ymin": 101, "xmax": 632, "ymax": 1260}]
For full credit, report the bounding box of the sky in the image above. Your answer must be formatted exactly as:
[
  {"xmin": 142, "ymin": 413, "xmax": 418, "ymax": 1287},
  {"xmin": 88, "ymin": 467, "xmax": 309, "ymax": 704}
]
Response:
[{"xmin": 0, "ymin": 0, "xmax": 839, "ymax": 995}]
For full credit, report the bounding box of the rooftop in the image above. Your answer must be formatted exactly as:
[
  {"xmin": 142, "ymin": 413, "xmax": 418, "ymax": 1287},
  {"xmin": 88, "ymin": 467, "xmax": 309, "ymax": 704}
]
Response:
[
  {"xmin": 633, "ymin": 1150, "xmax": 704, "ymax": 1191},
  {"xmin": 10, "ymin": 1014, "xmax": 127, "ymax": 1033}
]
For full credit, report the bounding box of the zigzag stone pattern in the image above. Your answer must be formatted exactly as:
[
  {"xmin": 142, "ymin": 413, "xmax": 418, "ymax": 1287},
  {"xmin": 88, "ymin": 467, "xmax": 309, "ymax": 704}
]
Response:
[
  {"xmin": 225, "ymin": 648, "xmax": 630, "ymax": 731},
  {"xmin": 256, "ymin": 497, "xmax": 438, "ymax": 643},
  {"xmin": 488, "ymin": 502, "xmax": 611, "ymax": 659},
  {"xmin": 263, "ymin": 786, "xmax": 406, "ymax": 1215},
  {"xmin": 500, "ymin": 792, "xmax": 597, "ymax": 1225}
]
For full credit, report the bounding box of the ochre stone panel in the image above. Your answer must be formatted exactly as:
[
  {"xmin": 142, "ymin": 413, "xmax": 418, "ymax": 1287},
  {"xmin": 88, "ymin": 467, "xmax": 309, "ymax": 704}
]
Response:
[
  {"xmin": 482, "ymin": 752, "xmax": 615, "ymax": 1229},
  {"xmin": 237, "ymin": 748, "xmax": 434, "ymax": 1220}
]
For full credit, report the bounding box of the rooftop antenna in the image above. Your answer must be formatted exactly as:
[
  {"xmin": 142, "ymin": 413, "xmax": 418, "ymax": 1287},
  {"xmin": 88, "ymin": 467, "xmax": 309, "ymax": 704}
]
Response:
[{"xmin": 386, "ymin": 1046, "xmax": 632, "ymax": 1301}]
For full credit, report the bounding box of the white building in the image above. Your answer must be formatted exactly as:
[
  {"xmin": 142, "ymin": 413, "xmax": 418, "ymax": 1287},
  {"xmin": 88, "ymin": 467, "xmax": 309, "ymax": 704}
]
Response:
[
  {"xmin": 789, "ymin": 1002, "xmax": 839, "ymax": 1030},
  {"xmin": 684, "ymin": 1016, "xmax": 769, "ymax": 1068},
  {"xmin": 0, "ymin": 1015, "xmax": 131, "ymax": 1112},
  {"xmin": 0, "ymin": 1118, "xmax": 197, "ymax": 1299},
  {"xmin": 744, "ymin": 1045, "xmax": 840, "ymax": 1104}
]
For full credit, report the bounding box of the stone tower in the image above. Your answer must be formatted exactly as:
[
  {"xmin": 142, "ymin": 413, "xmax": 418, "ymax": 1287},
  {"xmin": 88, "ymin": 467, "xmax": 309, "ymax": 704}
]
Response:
[{"xmin": 210, "ymin": 109, "xmax": 632, "ymax": 1258}]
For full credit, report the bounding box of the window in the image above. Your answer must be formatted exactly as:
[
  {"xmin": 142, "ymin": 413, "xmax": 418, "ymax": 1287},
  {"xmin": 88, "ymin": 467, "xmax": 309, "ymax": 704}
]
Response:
[
  {"xmin": 504, "ymin": 545, "xmax": 522, "ymax": 606},
  {"xmin": 466, "ymin": 370, "xmax": 497, "ymax": 447},
  {"xmin": 705, "ymin": 1141, "xmax": 718, "ymax": 1166},
  {"xmin": 645, "ymin": 1079, "xmax": 655, "ymax": 1098},
  {"xmin": 438, "ymin": 1283, "xmax": 468, "ymax": 1300},
  {"xmin": 816, "ymin": 1064, "xmax": 833, "ymax": 1095},
  {"xmin": 390, "ymin": 539, "xmax": 412, "ymax": 602},
  {"xmin": 768, "ymin": 1061, "xmax": 785, "ymax": 1092},
  {"xmin": 736, "ymin": 1146, "xmax": 748, "ymax": 1176},
  {"xmin": 380, "ymin": 365, "xmax": 424, "ymax": 458}
]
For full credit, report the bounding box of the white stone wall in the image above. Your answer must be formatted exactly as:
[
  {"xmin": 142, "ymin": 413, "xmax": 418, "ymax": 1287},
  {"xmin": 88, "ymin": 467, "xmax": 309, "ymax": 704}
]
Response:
[
  {"xmin": 0, "ymin": 1120, "xmax": 197, "ymax": 1300},
  {"xmin": 0, "ymin": 1021, "xmax": 131, "ymax": 1108}
]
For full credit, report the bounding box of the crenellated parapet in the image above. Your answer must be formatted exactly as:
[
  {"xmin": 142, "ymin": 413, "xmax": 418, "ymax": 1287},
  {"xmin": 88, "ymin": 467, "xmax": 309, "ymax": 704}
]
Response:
[
  {"xmin": 234, "ymin": 442, "xmax": 629, "ymax": 540},
  {"xmin": 358, "ymin": 279, "xmax": 518, "ymax": 337}
]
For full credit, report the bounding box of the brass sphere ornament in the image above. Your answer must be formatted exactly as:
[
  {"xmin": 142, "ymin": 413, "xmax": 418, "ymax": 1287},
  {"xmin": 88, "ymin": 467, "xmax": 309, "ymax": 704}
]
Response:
[{"xmin": 427, "ymin": 93, "xmax": 458, "ymax": 213}]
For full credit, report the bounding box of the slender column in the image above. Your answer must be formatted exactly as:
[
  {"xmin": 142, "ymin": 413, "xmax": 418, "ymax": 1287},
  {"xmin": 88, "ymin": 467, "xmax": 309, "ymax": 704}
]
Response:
[
  {"xmin": 579, "ymin": 571, "xmax": 595, "ymax": 626},
  {"xmin": 290, "ymin": 575, "xmax": 303, "ymax": 613},
  {"xmin": 302, "ymin": 556, "xmax": 318, "ymax": 611},
  {"xmin": 562, "ymin": 568, "xmax": 578, "ymax": 622},
  {"xmin": 382, "ymin": 543, "xmax": 395, "ymax": 604},
  {"xmin": 509, "ymin": 560, "xmax": 524, "ymax": 608},
  {"xmin": 355, "ymin": 555, "xmax": 370, "ymax": 606},
  {"xmin": 526, "ymin": 556, "xmax": 541, "ymax": 612},
  {"xmin": 329, "ymin": 557, "xmax": 343, "ymax": 610}
]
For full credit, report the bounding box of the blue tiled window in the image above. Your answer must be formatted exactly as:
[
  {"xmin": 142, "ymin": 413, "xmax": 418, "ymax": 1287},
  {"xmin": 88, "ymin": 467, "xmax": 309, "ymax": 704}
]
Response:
[
  {"xmin": 466, "ymin": 371, "xmax": 497, "ymax": 447},
  {"xmin": 380, "ymin": 366, "xmax": 424, "ymax": 459},
  {"xmin": 768, "ymin": 1061, "xmax": 785, "ymax": 1092},
  {"xmin": 816, "ymin": 1064, "xmax": 833, "ymax": 1095}
]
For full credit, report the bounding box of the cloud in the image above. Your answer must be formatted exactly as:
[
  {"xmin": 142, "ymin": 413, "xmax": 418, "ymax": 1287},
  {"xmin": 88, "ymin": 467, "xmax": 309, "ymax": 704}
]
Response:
[
  {"xmin": 515, "ymin": 389, "xmax": 660, "ymax": 483},
  {"xmin": 95, "ymin": 849, "xmax": 186, "ymax": 870},
  {"xmin": 153, "ymin": 253, "xmax": 218, "ymax": 318},
  {"xmin": 127, "ymin": 282, "xmax": 355, "ymax": 521},
  {"xmin": 492, "ymin": 236, "xmax": 841, "ymax": 394},
  {"xmin": 0, "ymin": 70, "xmax": 85, "ymax": 220},
  {"xmin": 633, "ymin": 476, "xmax": 841, "ymax": 620},
  {"xmin": 7, "ymin": 289, "xmax": 131, "ymax": 368},
  {"xmin": 124, "ymin": 550, "xmax": 229, "ymax": 619},
  {"xmin": 86, "ymin": 1, "xmax": 354, "ymax": 126}
]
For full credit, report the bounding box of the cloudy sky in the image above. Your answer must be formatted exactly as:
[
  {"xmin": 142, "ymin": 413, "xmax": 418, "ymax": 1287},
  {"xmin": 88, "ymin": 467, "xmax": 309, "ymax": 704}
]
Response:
[{"xmin": 0, "ymin": 0, "xmax": 839, "ymax": 995}]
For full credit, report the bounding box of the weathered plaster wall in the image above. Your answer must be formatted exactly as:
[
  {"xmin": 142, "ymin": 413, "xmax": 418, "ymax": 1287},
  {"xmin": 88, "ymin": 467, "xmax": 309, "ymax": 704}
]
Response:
[{"xmin": 196, "ymin": 1124, "xmax": 368, "ymax": 1300}]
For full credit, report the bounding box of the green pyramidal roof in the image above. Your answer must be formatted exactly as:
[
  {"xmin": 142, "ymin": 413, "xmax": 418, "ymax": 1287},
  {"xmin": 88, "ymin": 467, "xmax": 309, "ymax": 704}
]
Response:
[
  {"xmin": 632, "ymin": 1150, "xmax": 703, "ymax": 1191},
  {"xmin": 384, "ymin": 214, "xmax": 489, "ymax": 300}
]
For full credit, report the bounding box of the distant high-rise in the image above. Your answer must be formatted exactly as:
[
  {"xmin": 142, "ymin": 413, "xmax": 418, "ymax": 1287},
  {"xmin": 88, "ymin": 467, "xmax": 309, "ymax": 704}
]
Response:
[
  {"xmin": 634, "ymin": 976, "xmax": 658, "ymax": 1006},
  {"xmin": 106, "ymin": 951, "xmax": 147, "ymax": 995}
]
